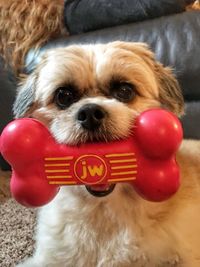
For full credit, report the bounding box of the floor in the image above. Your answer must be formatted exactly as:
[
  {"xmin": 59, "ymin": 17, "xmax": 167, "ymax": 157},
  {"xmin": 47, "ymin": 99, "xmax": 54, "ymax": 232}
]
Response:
[{"xmin": 0, "ymin": 170, "xmax": 36, "ymax": 267}]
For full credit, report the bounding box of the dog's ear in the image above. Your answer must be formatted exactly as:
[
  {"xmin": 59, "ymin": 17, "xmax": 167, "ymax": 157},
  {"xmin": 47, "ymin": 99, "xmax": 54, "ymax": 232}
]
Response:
[
  {"xmin": 13, "ymin": 74, "xmax": 36, "ymax": 118},
  {"xmin": 155, "ymin": 64, "xmax": 184, "ymax": 116}
]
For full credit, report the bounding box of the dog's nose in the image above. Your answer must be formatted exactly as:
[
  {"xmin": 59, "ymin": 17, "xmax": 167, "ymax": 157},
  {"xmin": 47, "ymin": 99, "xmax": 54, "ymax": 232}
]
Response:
[{"xmin": 77, "ymin": 104, "xmax": 106, "ymax": 131}]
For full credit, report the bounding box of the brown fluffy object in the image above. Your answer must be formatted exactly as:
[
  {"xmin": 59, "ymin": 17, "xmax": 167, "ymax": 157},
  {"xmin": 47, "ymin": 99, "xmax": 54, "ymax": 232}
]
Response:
[
  {"xmin": 0, "ymin": 0, "xmax": 67, "ymax": 75},
  {"xmin": 187, "ymin": 0, "xmax": 200, "ymax": 10}
]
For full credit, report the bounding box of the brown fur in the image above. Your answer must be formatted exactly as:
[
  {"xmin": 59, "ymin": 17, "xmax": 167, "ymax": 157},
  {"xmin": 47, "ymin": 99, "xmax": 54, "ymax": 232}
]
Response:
[
  {"xmin": 0, "ymin": 0, "xmax": 66, "ymax": 75},
  {"xmin": 187, "ymin": 0, "xmax": 200, "ymax": 10}
]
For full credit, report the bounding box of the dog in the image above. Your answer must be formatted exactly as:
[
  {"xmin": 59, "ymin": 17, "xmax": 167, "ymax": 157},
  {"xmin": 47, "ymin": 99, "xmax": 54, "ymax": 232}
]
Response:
[{"xmin": 14, "ymin": 41, "xmax": 200, "ymax": 267}]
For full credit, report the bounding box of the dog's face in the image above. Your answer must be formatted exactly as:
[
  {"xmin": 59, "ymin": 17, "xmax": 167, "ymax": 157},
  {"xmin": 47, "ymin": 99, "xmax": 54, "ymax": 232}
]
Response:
[{"xmin": 14, "ymin": 42, "xmax": 184, "ymax": 146}]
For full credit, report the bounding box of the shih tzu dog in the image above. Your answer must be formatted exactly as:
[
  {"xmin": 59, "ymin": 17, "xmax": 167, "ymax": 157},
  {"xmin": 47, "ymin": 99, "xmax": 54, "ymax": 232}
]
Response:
[{"xmin": 15, "ymin": 42, "xmax": 200, "ymax": 267}]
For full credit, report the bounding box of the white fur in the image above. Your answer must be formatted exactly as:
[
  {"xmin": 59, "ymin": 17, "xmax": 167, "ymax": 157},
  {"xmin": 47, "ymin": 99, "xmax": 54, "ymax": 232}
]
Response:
[{"xmin": 17, "ymin": 168, "xmax": 200, "ymax": 267}]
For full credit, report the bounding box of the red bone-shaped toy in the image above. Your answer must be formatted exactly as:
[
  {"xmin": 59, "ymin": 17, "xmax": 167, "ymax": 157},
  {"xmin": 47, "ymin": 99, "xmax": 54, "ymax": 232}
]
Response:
[{"xmin": 0, "ymin": 109, "xmax": 183, "ymax": 207}]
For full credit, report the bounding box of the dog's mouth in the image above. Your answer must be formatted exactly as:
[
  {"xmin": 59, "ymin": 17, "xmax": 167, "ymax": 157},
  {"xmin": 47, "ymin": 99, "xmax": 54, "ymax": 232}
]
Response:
[{"xmin": 86, "ymin": 184, "xmax": 116, "ymax": 197}]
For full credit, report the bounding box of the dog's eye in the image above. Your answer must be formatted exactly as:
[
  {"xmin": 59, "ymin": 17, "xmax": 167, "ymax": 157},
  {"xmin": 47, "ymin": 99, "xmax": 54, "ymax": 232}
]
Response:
[
  {"xmin": 54, "ymin": 87, "xmax": 78, "ymax": 109},
  {"xmin": 110, "ymin": 82, "xmax": 136, "ymax": 102}
]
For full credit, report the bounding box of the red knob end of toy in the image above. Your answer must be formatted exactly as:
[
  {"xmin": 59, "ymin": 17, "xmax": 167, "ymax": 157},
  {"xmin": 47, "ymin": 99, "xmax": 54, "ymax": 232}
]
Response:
[
  {"xmin": 1, "ymin": 119, "xmax": 60, "ymax": 207},
  {"xmin": 133, "ymin": 159, "xmax": 180, "ymax": 202},
  {"xmin": 134, "ymin": 109, "xmax": 183, "ymax": 159},
  {"xmin": 132, "ymin": 109, "xmax": 182, "ymax": 201},
  {"xmin": 10, "ymin": 173, "xmax": 59, "ymax": 207},
  {"xmin": 0, "ymin": 119, "xmax": 49, "ymax": 166}
]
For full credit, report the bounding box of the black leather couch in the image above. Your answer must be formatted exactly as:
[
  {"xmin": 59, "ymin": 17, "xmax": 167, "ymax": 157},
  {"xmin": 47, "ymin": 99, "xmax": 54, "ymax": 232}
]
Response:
[{"xmin": 1, "ymin": 3, "xmax": 200, "ymax": 170}]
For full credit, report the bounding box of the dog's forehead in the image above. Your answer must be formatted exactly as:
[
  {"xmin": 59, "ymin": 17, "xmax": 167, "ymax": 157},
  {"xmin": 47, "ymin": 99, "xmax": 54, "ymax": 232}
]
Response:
[
  {"xmin": 35, "ymin": 44, "xmax": 158, "ymax": 103},
  {"xmin": 41, "ymin": 43, "xmax": 149, "ymax": 70}
]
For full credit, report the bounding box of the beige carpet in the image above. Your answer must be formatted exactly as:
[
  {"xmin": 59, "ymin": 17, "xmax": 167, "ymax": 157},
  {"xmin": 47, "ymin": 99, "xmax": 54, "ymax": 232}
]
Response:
[{"xmin": 0, "ymin": 170, "xmax": 36, "ymax": 267}]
